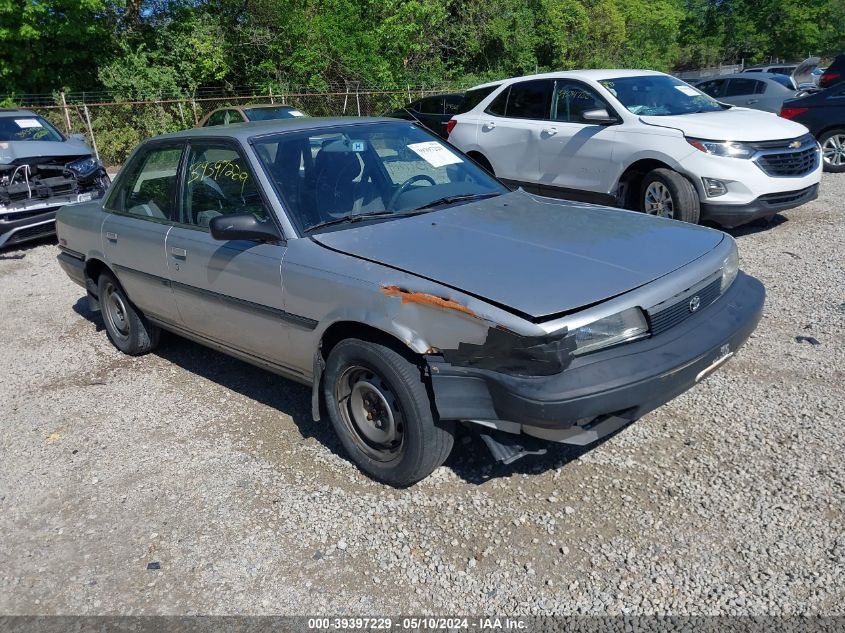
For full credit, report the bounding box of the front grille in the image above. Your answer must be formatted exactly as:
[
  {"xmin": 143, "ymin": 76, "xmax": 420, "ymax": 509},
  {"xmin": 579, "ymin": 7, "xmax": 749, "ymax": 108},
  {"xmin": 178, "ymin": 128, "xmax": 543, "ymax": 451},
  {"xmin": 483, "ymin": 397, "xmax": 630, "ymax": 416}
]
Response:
[
  {"xmin": 755, "ymin": 145, "xmax": 819, "ymax": 177},
  {"xmin": 647, "ymin": 277, "xmax": 721, "ymax": 337}
]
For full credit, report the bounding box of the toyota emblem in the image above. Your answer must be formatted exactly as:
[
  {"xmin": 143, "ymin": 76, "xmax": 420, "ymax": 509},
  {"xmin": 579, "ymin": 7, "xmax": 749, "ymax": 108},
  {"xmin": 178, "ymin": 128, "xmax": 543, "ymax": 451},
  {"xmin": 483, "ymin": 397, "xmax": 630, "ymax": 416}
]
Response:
[{"xmin": 689, "ymin": 295, "xmax": 701, "ymax": 312}]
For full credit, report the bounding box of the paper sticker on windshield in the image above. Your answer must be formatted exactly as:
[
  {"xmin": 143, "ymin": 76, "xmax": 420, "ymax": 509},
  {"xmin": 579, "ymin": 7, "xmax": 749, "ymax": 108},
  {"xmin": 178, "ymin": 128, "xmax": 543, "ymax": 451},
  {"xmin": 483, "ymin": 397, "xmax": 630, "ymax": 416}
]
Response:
[
  {"xmin": 351, "ymin": 140, "xmax": 366, "ymax": 152},
  {"xmin": 675, "ymin": 85, "xmax": 700, "ymax": 97},
  {"xmin": 289, "ymin": 110, "xmax": 305, "ymax": 117},
  {"xmin": 15, "ymin": 118, "xmax": 42, "ymax": 129},
  {"xmin": 407, "ymin": 141, "xmax": 462, "ymax": 168}
]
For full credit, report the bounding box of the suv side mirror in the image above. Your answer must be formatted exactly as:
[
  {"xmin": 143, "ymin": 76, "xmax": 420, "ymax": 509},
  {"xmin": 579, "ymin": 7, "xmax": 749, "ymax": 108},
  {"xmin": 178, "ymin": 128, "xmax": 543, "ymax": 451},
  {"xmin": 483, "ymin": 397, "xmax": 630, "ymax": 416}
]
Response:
[
  {"xmin": 209, "ymin": 214, "xmax": 281, "ymax": 242},
  {"xmin": 582, "ymin": 108, "xmax": 617, "ymax": 124}
]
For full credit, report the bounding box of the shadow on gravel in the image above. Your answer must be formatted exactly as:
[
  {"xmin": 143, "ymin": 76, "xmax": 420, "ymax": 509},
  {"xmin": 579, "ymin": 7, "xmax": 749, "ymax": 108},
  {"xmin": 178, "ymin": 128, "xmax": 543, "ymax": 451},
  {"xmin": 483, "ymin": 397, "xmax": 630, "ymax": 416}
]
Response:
[
  {"xmin": 718, "ymin": 213, "xmax": 788, "ymax": 238},
  {"xmin": 0, "ymin": 235, "xmax": 57, "ymax": 259},
  {"xmin": 71, "ymin": 293, "xmax": 615, "ymax": 484},
  {"xmin": 71, "ymin": 295, "xmax": 343, "ymax": 458}
]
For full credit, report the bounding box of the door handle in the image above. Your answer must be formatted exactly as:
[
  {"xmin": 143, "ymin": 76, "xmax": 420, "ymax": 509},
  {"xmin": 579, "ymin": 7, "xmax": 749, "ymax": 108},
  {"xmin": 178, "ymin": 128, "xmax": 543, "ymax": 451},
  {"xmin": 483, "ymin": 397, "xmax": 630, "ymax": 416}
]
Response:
[
  {"xmin": 105, "ymin": 231, "xmax": 117, "ymax": 241},
  {"xmin": 170, "ymin": 247, "xmax": 187, "ymax": 258},
  {"xmin": 747, "ymin": 99, "xmax": 758, "ymax": 104},
  {"xmin": 484, "ymin": 121, "xmax": 496, "ymax": 129},
  {"xmin": 543, "ymin": 127, "xmax": 558, "ymax": 136}
]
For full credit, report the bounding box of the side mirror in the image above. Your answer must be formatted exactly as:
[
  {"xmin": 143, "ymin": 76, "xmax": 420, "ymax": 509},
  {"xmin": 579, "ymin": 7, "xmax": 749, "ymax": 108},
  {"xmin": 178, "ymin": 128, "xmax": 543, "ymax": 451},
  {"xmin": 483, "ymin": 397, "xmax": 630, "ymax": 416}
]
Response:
[
  {"xmin": 69, "ymin": 133, "xmax": 87, "ymax": 143},
  {"xmin": 209, "ymin": 213, "xmax": 281, "ymax": 242},
  {"xmin": 582, "ymin": 108, "xmax": 617, "ymax": 124}
]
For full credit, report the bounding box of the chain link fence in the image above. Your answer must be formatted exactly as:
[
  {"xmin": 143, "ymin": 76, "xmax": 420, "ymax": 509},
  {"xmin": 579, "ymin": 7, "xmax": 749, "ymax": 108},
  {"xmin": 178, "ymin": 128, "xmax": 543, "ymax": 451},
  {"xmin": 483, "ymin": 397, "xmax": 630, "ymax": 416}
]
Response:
[{"xmin": 22, "ymin": 87, "xmax": 454, "ymax": 168}]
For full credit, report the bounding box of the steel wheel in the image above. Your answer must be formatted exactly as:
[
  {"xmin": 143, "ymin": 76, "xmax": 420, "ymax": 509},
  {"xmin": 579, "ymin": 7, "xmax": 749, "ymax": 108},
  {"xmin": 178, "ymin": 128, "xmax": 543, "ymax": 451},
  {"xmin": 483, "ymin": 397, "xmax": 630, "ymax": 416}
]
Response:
[
  {"xmin": 102, "ymin": 280, "xmax": 130, "ymax": 341},
  {"xmin": 334, "ymin": 364, "xmax": 405, "ymax": 462},
  {"xmin": 822, "ymin": 133, "xmax": 845, "ymax": 167},
  {"xmin": 643, "ymin": 181, "xmax": 675, "ymax": 218}
]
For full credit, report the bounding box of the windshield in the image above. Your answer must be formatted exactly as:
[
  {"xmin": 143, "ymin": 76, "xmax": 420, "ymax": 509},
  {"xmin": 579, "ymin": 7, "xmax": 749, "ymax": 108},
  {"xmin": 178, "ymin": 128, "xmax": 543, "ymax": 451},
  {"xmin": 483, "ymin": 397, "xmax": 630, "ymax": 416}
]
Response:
[
  {"xmin": 253, "ymin": 121, "xmax": 506, "ymax": 233},
  {"xmin": 600, "ymin": 75, "xmax": 723, "ymax": 116},
  {"xmin": 245, "ymin": 106, "xmax": 307, "ymax": 121},
  {"xmin": 0, "ymin": 115, "xmax": 64, "ymax": 142}
]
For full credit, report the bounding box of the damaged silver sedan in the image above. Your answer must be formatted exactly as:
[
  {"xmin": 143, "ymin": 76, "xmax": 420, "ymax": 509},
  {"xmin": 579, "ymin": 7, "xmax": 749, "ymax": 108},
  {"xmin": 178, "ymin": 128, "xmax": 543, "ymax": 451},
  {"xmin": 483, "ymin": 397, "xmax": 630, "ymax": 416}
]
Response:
[
  {"xmin": 1, "ymin": 109, "xmax": 109, "ymax": 248},
  {"xmin": 55, "ymin": 118, "xmax": 764, "ymax": 486}
]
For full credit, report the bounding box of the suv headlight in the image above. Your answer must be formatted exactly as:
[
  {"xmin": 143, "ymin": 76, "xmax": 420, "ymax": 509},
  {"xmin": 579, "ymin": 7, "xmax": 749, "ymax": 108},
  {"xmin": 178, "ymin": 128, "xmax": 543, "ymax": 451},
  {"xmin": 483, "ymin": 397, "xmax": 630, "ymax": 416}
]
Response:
[
  {"xmin": 66, "ymin": 156, "xmax": 100, "ymax": 177},
  {"xmin": 687, "ymin": 138, "xmax": 755, "ymax": 159},
  {"xmin": 721, "ymin": 241, "xmax": 739, "ymax": 293},
  {"xmin": 572, "ymin": 307, "xmax": 649, "ymax": 356}
]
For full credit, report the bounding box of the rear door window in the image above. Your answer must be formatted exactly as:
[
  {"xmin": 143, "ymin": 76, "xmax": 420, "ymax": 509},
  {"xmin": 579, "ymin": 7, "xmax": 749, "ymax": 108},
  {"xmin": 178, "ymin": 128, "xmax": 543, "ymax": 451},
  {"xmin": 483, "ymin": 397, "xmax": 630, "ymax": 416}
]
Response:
[
  {"xmin": 459, "ymin": 85, "xmax": 500, "ymax": 113},
  {"xmin": 697, "ymin": 79, "xmax": 727, "ymax": 98},
  {"xmin": 444, "ymin": 95, "xmax": 463, "ymax": 114},
  {"xmin": 505, "ymin": 80, "xmax": 553, "ymax": 119},
  {"xmin": 418, "ymin": 97, "xmax": 443, "ymax": 114},
  {"xmin": 726, "ymin": 78, "xmax": 763, "ymax": 96},
  {"xmin": 205, "ymin": 110, "xmax": 227, "ymax": 127},
  {"xmin": 108, "ymin": 145, "xmax": 183, "ymax": 219}
]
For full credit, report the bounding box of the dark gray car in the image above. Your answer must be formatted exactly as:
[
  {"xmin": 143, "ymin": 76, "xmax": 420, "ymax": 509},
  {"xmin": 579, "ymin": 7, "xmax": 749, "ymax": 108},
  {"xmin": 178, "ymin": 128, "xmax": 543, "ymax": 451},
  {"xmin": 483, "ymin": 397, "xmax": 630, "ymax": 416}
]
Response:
[{"xmin": 55, "ymin": 117, "xmax": 764, "ymax": 486}]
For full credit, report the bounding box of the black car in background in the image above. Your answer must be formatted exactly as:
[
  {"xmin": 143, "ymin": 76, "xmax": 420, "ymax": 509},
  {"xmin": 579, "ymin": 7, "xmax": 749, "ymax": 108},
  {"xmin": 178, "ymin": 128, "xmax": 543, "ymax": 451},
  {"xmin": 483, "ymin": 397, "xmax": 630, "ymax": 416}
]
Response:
[
  {"xmin": 781, "ymin": 82, "xmax": 845, "ymax": 172},
  {"xmin": 387, "ymin": 93, "xmax": 463, "ymax": 138},
  {"xmin": 818, "ymin": 55, "xmax": 845, "ymax": 90}
]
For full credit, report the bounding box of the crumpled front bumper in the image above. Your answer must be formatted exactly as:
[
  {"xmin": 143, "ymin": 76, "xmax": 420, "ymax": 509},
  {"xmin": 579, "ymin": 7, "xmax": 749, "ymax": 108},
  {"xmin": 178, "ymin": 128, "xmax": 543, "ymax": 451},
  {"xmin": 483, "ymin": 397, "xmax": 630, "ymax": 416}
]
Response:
[{"xmin": 427, "ymin": 271, "xmax": 765, "ymax": 440}]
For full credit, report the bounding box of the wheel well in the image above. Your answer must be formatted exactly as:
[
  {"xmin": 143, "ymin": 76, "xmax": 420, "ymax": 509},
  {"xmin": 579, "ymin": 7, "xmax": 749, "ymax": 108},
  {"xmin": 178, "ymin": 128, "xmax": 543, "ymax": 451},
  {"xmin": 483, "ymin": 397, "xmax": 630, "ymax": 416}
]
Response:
[
  {"xmin": 467, "ymin": 151, "xmax": 494, "ymax": 174},
  {"xmin": 84, "ymin": 258, "xmax": 111, "ymax": 287},
  {"xmin": 617, "ymin": 159, "xmax": 676, "ymax": 209},
  {"xmin": 816, "ymin": 125, "xmax": 845, "ymax": 140},
  {"xmin": 319, "ymin": 321, "xmax": 422, "ymax": 365}
]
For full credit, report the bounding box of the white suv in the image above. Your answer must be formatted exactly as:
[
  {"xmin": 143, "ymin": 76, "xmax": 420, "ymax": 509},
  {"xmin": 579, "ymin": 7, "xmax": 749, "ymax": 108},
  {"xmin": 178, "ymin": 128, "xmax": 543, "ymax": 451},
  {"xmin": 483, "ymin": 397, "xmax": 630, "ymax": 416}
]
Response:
[{"xmin": 447, "ymin": 70, "xmax": 822, "ymax": 227}]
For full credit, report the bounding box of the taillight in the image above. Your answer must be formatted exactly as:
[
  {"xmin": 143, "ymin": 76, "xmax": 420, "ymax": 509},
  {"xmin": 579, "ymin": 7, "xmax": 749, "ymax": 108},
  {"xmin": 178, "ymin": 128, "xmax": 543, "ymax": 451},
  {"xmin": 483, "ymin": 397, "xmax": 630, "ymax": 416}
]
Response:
[
  {"xmin": 446, "ymin": 119, "xmax": 457, "ymax": 136},
  {"xmin": 779, "ymin": 106, "xmax": 809, "ymax": 120},
  {"xmin": 820, "ymin": 71, "xmax": 842, "ymax": 87}
]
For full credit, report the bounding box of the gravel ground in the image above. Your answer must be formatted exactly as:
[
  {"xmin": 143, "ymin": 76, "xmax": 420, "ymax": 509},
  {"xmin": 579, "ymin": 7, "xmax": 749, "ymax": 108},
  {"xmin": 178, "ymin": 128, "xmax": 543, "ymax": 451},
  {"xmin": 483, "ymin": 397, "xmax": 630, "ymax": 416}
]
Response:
[{"xmin": 1, "ymin": 174, "xmax": 843, "ymax": 616}]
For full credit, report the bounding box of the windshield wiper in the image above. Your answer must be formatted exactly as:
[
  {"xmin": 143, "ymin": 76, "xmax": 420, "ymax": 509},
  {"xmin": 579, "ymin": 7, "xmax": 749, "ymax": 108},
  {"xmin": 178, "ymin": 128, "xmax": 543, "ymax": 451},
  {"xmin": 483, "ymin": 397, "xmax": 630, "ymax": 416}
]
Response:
[
  {"xmin": 305, "ymin": 209, "xmax": 426, "ymax": 232},
  {"xmin": 412, "ymin": 191, "xmax": 502, "ymax": 212}
]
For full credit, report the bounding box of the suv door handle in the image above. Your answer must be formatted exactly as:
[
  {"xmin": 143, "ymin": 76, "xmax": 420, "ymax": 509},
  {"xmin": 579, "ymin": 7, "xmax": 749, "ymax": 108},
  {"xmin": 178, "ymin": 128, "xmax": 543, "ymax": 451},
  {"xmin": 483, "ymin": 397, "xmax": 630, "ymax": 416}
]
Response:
[
  {"xmin": 543, "ymin": 127, "xmax": 558, "ymax": 136},
  {"xmin": 105, "ymin": 231, "xmax": 117, "ymax": 241},
  {"xmin": 747, "ymin": 99, "xmax": 758, "ymax": 104},
  {"xmin": 484, "ymin": 121, "xmax": 496, "ymax": 129},
  {"xmin": 170, "ymin": 247, "xmax": 187, "ymax": 258}
]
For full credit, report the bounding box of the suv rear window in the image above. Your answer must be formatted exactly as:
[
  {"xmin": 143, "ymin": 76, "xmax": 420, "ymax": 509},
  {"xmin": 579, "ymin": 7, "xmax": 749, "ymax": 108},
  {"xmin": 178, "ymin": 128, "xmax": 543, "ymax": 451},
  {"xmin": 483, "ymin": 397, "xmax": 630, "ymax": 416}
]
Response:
[
  {"xmin": 457, "ymin": 85, "xmax": 500, "ymax": 114},
  {"xmin": 505, "ymin": 80, "xmax": 553, "ymax": 119}
]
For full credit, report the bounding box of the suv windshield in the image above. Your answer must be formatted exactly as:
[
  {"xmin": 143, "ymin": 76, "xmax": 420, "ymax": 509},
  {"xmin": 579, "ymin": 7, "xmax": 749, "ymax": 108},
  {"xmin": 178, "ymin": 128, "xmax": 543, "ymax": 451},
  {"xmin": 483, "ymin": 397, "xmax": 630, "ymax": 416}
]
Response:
[
  {"xmin": 253, "ymin": 121, "xmax": 506, "ymax": 233},
  {"xmin": 0, "ymin": 115, "xmax": 64, "ymax": 142},
  {"xmin": 600, "ymin": 75, "xmax": 723, "ymax": 116},
  {"xmin": 245, "ymin": 106, "xmax": 307, "ymax": 121}
]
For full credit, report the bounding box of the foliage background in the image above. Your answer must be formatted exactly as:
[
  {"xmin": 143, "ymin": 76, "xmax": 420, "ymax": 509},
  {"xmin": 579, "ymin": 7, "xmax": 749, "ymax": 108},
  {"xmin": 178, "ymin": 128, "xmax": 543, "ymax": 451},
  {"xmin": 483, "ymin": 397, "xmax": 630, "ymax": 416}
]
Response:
[{"xmin": 1, "ymin": 0, "xmax": 843, "ymax": 98}]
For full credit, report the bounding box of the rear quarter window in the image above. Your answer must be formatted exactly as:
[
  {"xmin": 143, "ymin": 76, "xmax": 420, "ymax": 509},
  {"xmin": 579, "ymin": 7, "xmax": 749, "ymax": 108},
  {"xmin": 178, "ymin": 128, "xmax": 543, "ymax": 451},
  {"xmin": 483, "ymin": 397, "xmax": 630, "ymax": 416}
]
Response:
[{"xmin": 458, "ymin": 85, "xmax": 500, "ymax": 114}]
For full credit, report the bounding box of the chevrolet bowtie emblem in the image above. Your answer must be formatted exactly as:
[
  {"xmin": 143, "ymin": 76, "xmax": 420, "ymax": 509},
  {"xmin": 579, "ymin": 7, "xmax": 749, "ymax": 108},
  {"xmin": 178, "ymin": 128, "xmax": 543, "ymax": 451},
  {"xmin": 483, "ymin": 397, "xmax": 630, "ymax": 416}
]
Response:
[{"xmin": 788, "ymin": 140, "xmax": 801, "ymax": 149}]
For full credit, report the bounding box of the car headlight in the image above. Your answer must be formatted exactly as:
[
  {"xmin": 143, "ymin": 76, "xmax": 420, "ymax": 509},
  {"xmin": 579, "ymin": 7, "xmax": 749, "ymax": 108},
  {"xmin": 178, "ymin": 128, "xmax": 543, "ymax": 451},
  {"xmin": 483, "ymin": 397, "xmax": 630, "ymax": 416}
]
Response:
[
  {"xmin": 686, "ymin": 138, "xmax": 755, "ymax": 159},
  {"xmin": 66, "ymin": 156, "xmax": 100, "ymax": 177},
  {"xmin": 721, "ymin": 241, "xmax": 739, "ymax": 293},
  {"xmin": 572, "ymin": 307, "xmax": 649, "ymax": 356}
]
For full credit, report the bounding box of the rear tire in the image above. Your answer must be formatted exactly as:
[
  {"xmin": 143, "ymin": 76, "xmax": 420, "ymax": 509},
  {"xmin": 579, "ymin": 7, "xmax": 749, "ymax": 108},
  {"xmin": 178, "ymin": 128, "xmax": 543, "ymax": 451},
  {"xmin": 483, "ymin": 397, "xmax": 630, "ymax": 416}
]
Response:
[
  {"xmin": 97, "ymin": 271, "xmax": 160, "ymax": 355},
  {"xmin": 819, "ymin": 129, "xmax": 845, "ymax": 173},
  {"xmin": 640, "ymin": 168, "xmax": 700, "ymax": 224},
  {"xmin": 323, "ymin": 338, "xmax": 454, "ymax": 487}
]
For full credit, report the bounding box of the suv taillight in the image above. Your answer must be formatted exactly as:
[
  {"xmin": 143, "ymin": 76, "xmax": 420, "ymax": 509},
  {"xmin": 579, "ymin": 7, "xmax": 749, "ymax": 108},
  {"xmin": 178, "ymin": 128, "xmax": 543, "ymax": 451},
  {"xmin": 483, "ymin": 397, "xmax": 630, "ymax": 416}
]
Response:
[
  {"xmin": 780, "ymin": 106, "xmax": 808, "ymax": 120},
  {"xmin": 820, "ymin": 71, "xmax": 842, "ymax": 88},
  {"xmin": 446, "ymin": 119, "xmax": 457, "ymax": 136}
]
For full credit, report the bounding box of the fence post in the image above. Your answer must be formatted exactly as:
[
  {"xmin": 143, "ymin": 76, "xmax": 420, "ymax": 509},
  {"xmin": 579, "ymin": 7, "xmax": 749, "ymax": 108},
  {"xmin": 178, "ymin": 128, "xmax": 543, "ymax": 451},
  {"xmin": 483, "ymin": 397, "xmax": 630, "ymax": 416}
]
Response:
[
  {"xmin": 82, "ymin": 104, "xmax": 99, "ymax": 161},
  {"xmin": 356, "ymin": 87, "xmax": 361, "ymax": 117},
  {"xmin": 177, "ymin": 102, "xmax": 187, "ymax": 128},
  {"xmin": 269, "ymin": 86, "xmax": 274, "ymax": 104},
  {"xmin": 191, "ymin": 99, "xmax": 199, "ymax": 125},
  {"xmin": 60, "ymin": 92, "xmax": 72, "ymax": 134},
  {"xmin": 407, "ymin": 85, "xmax": 411, "ymax": 102}
]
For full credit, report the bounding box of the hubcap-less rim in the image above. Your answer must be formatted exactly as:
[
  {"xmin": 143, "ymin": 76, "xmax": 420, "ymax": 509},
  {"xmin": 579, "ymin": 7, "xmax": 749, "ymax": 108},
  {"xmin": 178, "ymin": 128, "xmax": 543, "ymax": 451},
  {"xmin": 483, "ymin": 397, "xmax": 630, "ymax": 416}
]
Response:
[
  {"xmin": 335, "ymin": 365, "xmax": 404, "ymax": 462},
  {"xmin": 644, "ymin": 182, "xmax": 675, "ymax": 219},
  {"xmin": 103, "ymin": 282, "xmax": 130, "ymax": 340},
  {"xmin": 822, "ymin": 134, "xmax": 845, "ymax": 167}
]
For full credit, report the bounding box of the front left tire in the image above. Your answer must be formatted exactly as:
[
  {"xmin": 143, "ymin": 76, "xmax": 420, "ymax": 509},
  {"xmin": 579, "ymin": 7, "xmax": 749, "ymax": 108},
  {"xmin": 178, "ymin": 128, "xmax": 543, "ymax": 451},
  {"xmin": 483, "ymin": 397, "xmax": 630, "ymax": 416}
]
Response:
[
  {"xmin": 323, "ymin": 338, "xmax": 454, "ymax": 487},
  {"xmin": 640, "ymin": 168, "xmax": 700, "ymax": 224}
]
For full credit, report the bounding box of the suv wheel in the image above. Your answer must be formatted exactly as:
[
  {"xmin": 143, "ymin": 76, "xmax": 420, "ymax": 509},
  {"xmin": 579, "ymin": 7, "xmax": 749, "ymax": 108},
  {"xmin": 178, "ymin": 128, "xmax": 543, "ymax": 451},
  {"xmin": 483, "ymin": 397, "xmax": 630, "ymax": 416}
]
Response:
[
  {"xmin": 640, "ymin": 168, "xmax": 700, "ymax": 224},
  {"xmin": 323, "ymin": 338, "xmax": 454, "ymax": 487},
  {"xmin": 98, "ymin": 271, "xmax": 160, "ymax": 355},
  {"xmin": 819, "ymin": 129, "xmax": 845, "ymax": 173}
]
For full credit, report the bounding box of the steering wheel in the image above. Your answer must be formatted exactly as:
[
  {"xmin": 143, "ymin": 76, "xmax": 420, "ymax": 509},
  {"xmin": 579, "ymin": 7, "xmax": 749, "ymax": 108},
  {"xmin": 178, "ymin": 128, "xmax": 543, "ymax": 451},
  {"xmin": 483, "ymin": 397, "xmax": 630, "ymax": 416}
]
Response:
[{"xmin": 387, "ymin": 174, "xmax": 436, "ymax": 211}]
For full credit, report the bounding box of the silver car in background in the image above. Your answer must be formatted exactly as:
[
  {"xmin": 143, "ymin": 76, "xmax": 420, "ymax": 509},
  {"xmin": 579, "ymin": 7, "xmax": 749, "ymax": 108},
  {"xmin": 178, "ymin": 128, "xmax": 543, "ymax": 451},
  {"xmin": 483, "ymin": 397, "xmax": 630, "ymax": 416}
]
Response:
[{"xmin": 55, "ymin": 118, "xmax": 764, "ymax": 486}]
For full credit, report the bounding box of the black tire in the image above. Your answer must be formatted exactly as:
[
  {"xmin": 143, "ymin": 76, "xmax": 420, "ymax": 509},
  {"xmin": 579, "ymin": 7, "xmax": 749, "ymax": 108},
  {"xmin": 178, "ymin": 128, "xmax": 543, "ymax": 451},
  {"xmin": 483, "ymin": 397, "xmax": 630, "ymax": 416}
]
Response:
[
  {"xmin": 323, "ymin": 338, "xmax": 454, "ymax": 486},
  {"xmin": 97, "ymin": 271, "xmax": 160, "ymax": 355},
  {"xmin": 639, "ymin": 168, "xmax": 700, "ymax": 224},
  {"xmin": 819, "ymin": 129, "xmax": 845, "ymax": 173}
]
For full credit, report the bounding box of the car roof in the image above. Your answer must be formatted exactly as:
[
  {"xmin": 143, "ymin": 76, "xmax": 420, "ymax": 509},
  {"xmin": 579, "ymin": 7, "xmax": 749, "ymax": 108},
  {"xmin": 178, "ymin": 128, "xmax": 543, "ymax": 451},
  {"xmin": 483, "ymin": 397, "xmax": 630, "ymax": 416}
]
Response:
[
  {"xmin": 154, "ymin": 116, "xmax": 400, "ymax": 142},
  {"xmin": 697, "ymin": 72, "xmax": 788, "ymax": 81},
  {"xmin": 239, "ymin": 103, "xmax": 296, "ymax": 110},
  {"xmin": 0, "ymin": 109, "xmax": 38, "ymax": 117},
  {"xmin": 469, "ymin": 69, "xmax": 666, "ymax": 90}
]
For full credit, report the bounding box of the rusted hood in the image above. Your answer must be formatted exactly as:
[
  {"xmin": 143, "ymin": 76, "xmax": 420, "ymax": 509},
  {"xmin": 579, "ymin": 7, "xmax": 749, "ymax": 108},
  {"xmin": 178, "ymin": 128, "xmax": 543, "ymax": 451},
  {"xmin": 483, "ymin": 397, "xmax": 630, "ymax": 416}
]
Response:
[{"xmin": 312, "ymin": 191, "xmax": 724, "ymax": 320}]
